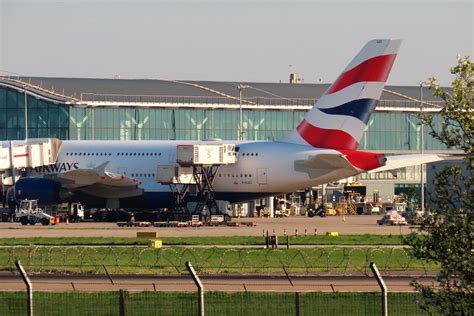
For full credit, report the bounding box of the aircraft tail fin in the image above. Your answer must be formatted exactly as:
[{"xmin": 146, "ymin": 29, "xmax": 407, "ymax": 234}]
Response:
[{"xmin": 283, "ymin": 39, "xmax": 401, "ymax": 150}]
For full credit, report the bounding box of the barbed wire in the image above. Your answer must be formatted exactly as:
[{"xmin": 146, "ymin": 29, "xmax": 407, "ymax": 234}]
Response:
[{"xmin": 0, "ymin": 246, "xmax": 437, "ymax": 275}]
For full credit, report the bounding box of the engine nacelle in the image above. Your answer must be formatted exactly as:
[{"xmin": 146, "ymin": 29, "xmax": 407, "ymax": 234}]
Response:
[
  {"xmin": 6, "ymin": 186, "xmax": 17, "ymax": 211},
  {"xmin": 14, "ymin": 177, "xmax": 62, "ymax": 206}
]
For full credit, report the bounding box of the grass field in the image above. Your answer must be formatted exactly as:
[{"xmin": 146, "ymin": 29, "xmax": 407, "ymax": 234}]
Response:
[
  {"xmin": 0, "ymin": 291, "xmax": 428, "ymax": 315},
  {"xmin": 0, "ymin": 245, "xmax": 436, "ymax": 274},
  {"xmin": 0, "ymin": 234, "xmax": 406, "ymax": 246}
]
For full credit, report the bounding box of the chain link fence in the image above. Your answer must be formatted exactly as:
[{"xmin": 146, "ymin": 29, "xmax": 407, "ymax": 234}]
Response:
[
  {"xmin": 0, "ymin": 246, "xmax": 437, "ymax": 275},
  {"xmin": 0, "ymin": 290, "xmax": 428, "ymax": 316}
]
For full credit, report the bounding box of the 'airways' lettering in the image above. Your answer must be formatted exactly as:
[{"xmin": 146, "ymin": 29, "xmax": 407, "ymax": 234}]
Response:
[{"xmin": 28, "ymin": 162, "xmax": 79, "ymax": 175}]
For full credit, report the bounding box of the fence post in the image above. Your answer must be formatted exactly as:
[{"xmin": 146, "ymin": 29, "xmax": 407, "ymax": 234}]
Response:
[
  {"xmin": 186, "ymin": 261, "xmax": 204, "ymax": 316},
  {"xmin": 15, "ymin": 260, "xmax": 33, "ymax": 316},
  {"xmin": 295, "ymin": 292, "xmax": 300, "ymax": 316},
  {"xmin": 119, "ymin": 289, "xmax": 126, "ymax": 316},
  {"xmin": 370, "ymin": 262, "xmax": 388, "ymax": 316},
  {"xmin": 103, "ymin": 264, "xmax": 115, "ymax": 285},
  {"xmin": 283, "ymin": 265, "xmax": 294, "ymax": 286}
]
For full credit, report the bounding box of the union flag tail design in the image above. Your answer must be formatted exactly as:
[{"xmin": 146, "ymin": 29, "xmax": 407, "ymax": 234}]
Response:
[{"xmin": 283, "ymin": 39, "xmax": 401, "ymax": 150}]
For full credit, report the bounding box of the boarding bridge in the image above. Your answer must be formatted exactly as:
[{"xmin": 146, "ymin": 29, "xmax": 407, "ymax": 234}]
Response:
[
  {"xmin": 0, "ymin": 138, "xmax": 62, "ymax": 185},
  {"xmin": 156, "ymin": 144, "xmax": 237, "ymax": 216}
]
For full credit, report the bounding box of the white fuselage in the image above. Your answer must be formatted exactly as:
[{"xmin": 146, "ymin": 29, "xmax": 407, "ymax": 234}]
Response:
[{"xmin": 43, "ymin": 140, "xmax": 357, "ymax": 199}]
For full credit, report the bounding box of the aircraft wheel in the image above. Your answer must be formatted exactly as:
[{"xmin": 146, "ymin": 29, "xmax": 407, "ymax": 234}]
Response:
[
  {"xmin": 20, "ymin": 216, "xmax": 29, "ymax": 225},
  {"xmin": 29, "ymin": 219, "xmax": 36, "ymax": 225}
]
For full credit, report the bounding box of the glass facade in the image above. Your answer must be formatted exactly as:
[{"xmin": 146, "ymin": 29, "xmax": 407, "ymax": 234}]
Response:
[
  {"xmin": 68, "ymin": 107, "xmax": 305, "ymax": 142},
  {"xmin": 359, "ymin": 164, "xmax": 426, "ymax": 182},
  {"xmin": 0, "ymin": 87, "xmax": 69, "ymax": 140},
  {"xmin": 394, "ymin": 183, "xmax": 425, "ymax": 206},
  {"xmin": 358, "ymin": 112, "xmax": 445, "ymax": 151},
  {"xmin": 1, "ymin": 86, "xmax": 446, "ymax": 153}
]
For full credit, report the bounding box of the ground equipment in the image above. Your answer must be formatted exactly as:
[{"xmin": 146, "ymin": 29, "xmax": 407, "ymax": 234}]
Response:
[{"xmin": 15, "ymin": 199, "xmax": 57, "ymax": 226}]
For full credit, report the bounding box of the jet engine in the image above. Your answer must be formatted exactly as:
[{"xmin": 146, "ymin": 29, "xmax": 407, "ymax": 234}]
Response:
[{"xmin": 13, "ymin": 177, "xmax": 62, "ymax": 206}]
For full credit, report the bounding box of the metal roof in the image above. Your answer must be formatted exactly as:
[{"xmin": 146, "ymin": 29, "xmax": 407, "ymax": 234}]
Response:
[{"xmin": 12, "ymin": 76, "xmax": 444, "ymax": 102}]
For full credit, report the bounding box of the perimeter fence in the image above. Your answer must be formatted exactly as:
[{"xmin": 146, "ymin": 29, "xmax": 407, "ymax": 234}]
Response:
[
  {"xmin": 0, "ymin": 290, "xmax": 428, "ymax": 316},
  {"xmin": 0, "ymin": 246, "xmax": 438, "ymax": 275}
]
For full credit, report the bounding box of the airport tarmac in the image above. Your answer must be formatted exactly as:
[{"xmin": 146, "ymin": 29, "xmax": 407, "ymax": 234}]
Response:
[
  {"xmin": 0, "ymin": 215, "xmax": 414, "ymax": 238},
  {"xmin": 0, "ymin": 273, "xmax": 434, "ymax": 292}
]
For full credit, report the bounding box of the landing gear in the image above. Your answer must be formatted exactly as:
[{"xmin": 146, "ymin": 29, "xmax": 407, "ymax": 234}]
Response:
[{"xmin": 192, "ymin": 165, "xmax": 221, "ymax": 215}]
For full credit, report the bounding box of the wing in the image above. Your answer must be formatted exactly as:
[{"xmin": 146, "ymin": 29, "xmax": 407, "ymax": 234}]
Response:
[
  {"xmin": 46, "ymin": 161, "xmax": 143, "ymax": 199},
  {"xmin": 294, "ymin": 153, "xmax": 361, "ymax": 180},
  {"xmin": 368, "ymin": 154, "xmax": 444, "ymax": 173},
  {"xmin": 48, "ymin": 161, "xmax": 139, "ymax": 188},
  {"xmin": 296, "ymin": 154, "xmax": 359, "ymax": 171}
]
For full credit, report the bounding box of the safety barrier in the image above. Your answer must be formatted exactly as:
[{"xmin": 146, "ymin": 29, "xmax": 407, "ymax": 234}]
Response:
[
  {"xmin": 1, "ymin": 260, "xmax": 429, "ymax": 316},
  {"xmin": 0, "ymin": 246, "xmax": 437, "ymax": 275}
]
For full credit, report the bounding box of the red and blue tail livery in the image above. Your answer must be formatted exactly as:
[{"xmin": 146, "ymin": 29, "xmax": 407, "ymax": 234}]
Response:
[{"xmin": 285, "ymin": 39, "xmax": 401, "ymax": 150}]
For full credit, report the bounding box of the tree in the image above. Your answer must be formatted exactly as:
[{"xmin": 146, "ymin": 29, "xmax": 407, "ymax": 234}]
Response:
[{"xmin": 405, "ymin": 55, "xmax": 473, "ymax": 315}]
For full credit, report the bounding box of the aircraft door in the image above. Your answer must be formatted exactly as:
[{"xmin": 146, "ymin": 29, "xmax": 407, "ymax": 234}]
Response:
[{"xmin": 257, "ymin": 168, "xmax": 267, "ymax": 185}]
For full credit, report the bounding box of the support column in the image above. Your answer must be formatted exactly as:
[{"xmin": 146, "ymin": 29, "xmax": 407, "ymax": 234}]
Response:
[
  {"xmin": 9, "ymin": 141, "xmax": 16, "ymax": 185},
  {"xmin": 248, "ymin": 200, "xmax": 255, "ymax": 217},
  {"xmin": 269, "ymin": 196, "xmax": 274, "ymax": 218}
]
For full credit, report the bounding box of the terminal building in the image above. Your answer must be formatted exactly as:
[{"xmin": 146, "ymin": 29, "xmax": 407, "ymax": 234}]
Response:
[{"xmin": 0, "ymin": 75, "xmax": 454, "ymax": 207}]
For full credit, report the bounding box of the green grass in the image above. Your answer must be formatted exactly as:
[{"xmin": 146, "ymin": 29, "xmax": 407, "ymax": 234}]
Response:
[
  {"xmin": 0, "ymin": 234, "xmax": 406, "ymax": 246},
  {"xmin": 0, "ymin": 291, "xmax": 427, "ymax": 316},
  {"xmin": 0, "ymin": 245, "xmax": 436, "ymax": 274}
]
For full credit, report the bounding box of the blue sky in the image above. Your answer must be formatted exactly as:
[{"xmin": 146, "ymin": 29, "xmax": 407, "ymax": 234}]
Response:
[{"xmin": 1, "ymin": 0, "xmax": 472, "ymax": 86}]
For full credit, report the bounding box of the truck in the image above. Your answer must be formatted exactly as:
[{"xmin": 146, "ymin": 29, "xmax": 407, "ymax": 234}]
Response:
[
  {"xmin": 69, "ymin": 203, "xmax": 85, "ymax": 222},
  {"xmin": 15, "ymin": 199, "xmax": 57, "ymax": 226}
]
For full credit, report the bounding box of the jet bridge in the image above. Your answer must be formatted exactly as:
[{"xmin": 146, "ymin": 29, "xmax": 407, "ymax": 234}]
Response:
[
  {"xmin": 156, "ymin": 144, "xmax": 237, "ymax": 216},
  {"xmin": 0, "ymin": 138, "xmax": 62, "ymax": 185}
]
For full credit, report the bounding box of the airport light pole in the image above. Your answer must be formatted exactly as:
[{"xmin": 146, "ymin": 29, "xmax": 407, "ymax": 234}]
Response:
[
  {"xmin": 419, "ymin": 81, "xmax": 425, "ymax": 213},
  {"xmin": 237, "ymin": 84, "xmax": 250, "ymax": 141}
]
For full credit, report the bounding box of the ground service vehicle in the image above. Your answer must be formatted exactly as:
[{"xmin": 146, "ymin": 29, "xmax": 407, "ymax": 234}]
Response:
[
  {"xmin": 69, "ymin": 203, "xmax": 84, "ymax": 222},
  {"xmin": 377, "ymin": 210, "xmax": 408, "ymax": 226},
  {"xmin": 15, "ymin": 199, "xmax": 56, "ymax": 226},
  {"xmin": 307, "ymin": 203, "xmax": 336, "ymax": 217}
]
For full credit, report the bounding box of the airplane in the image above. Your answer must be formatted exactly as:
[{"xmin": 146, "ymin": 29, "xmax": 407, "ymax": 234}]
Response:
[{"xmin": 5, "ymin": 39, "xmax": 443, "ymax": 212}]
